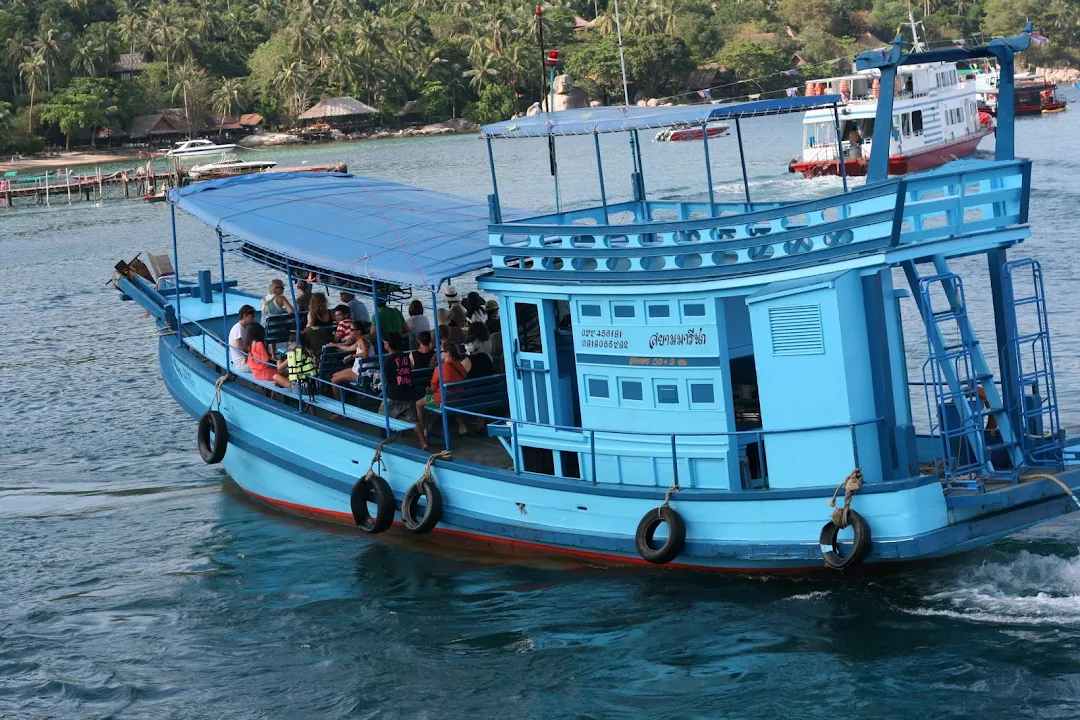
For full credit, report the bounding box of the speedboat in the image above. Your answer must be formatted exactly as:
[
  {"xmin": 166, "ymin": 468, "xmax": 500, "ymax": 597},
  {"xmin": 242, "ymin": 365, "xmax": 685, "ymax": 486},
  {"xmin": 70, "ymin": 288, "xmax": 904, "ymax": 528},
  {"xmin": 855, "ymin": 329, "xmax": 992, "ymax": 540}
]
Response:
[
  {"xmin": 165, "ymin": 139, "xmax": 238, "ymax": 157},
  {"xmin": 655, "ymin": 124, "xmax": 729, "ymax": 142},
  {"xmin": 188, "ymin": 156, "xmax": 278, "ymax": 180}
]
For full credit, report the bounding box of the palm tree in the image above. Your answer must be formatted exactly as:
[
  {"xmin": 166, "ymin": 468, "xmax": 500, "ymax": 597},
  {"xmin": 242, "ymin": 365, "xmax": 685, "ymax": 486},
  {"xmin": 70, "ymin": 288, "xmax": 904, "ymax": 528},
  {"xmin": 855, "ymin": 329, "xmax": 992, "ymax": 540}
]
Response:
[
  {"xmin": 18, "ymin": 51, "xmax": 46, "ymax": 129},
  {"xmin": 463, "ymin": 51, "xmax": 502, "ymax": 93},
  {"xmin": 4, "ymin": 33, "xmax": 30, "ymax": 96},
  {"xmin": 172, "ymin": 62, "xmax": 206, "ymax": 139},
  {"xmin": 325, "ymin": 47, "xmax": 361, "ymax": 94},
  {"xmin": 117, "ymin": 12, "xmax": 143, "ymax": 56},
  {"xmin": 211, "ymin": 77, "xmax": 247, "ymax": 134},
  {"xmin": 32, "ymin": 27, "xmax": 61, "ymax": 92},
  {"xmin": 71, "ymin": 40, "xmax": 98, "ymax": 77}
]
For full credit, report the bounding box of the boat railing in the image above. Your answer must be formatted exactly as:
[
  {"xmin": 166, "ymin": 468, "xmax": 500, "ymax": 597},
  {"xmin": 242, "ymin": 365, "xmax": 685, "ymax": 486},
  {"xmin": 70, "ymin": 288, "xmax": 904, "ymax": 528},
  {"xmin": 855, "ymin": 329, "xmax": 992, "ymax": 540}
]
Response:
[{"xmin": 489, "ymin": 159, "xmax": 1029, "ymax": 278}]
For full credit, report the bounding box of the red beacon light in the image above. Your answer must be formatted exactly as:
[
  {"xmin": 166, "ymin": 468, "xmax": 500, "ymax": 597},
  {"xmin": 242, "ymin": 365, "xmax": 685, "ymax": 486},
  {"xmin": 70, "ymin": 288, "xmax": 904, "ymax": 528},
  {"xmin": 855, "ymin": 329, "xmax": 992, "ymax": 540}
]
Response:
[{"xmin": 546, "ymin": 50, "xmax": 559, "ymax": 67}]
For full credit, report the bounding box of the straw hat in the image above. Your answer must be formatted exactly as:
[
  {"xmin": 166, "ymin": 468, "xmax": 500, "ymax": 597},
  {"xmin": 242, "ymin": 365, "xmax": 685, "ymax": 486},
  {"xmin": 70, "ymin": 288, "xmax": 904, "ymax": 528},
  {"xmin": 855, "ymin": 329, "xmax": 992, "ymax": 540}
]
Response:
[
  {"xmin": 443, "ymin": 285, "xmax": 460, "ymax": 302},
  {"xmin": 485, "ymin": 299, "xmax": 499, "ymax": 312}
]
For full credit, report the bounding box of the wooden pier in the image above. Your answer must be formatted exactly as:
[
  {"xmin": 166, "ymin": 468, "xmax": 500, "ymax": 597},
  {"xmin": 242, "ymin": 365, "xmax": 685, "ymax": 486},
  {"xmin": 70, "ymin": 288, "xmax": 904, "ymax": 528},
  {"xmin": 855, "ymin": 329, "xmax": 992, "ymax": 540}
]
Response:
[{"xmin": 0, "ymin": 160, "xmax": 347, "ymax": 207}]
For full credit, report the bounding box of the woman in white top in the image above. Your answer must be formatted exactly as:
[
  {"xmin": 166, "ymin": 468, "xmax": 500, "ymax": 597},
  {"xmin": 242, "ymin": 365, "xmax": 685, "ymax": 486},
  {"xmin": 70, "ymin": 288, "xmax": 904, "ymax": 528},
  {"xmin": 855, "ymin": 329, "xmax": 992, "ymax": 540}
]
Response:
[
  {"xmin": 405, "ymin": 299, "xmax": 432, "ymax": 335},
  {"xmin": 262, "ymin": 278, "xmax": 293, "ymax": 317}
]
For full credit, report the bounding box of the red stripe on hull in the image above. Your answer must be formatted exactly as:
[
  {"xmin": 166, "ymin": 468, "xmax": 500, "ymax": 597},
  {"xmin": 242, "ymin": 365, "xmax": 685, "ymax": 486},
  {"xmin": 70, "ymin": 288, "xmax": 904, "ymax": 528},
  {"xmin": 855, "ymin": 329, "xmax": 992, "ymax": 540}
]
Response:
[
  {"xmin": 790, "ymin": 129, "xmax": 992, "ymax": 178},
  {"xmin": 236, "ymin": 486, "xmax": 832, "ymax": 574}
]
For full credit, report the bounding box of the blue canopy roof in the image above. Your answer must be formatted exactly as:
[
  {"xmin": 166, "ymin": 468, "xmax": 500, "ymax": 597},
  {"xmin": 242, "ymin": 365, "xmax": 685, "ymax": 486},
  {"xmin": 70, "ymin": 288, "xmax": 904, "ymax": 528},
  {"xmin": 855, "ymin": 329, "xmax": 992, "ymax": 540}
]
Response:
[
  {"xmin": 168, "ymin": 172, "xmax": 500, "ymax": 289},
  {"xmin": 481, "ymin": 95, "xmax": 842, "ymax": 138}
]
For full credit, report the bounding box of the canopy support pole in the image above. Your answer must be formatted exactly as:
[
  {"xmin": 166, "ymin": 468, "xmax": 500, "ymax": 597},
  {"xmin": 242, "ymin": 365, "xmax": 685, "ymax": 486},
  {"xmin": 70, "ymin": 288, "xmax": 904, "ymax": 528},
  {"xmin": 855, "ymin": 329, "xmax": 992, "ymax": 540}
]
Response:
[
  {"xmin": 549, "ymin": 136, "xmax": 561, "ymax": 213},
  {"xmin": 170, "ymin": 203, "xmax": 181, "ymax": 332},
  {"xmin": 372, "ymin": 279, "xmax": 391, "ymax": 438},
  {"xmin": 485, "ymin": 137, "xmax": 502, "ymax": 223},
  {"xmin": 593, "ymin": 132, "xmax": 609, "ymax": 223},
  {"xmin": 217, "ymin": 229, "xmax": 230, "ymax": 374},
  {"xmin": 432, "ymin": 288, "xmax": 451, "ymax": 451},
  {"xmin": 701, "ymin": 125, "xmax": 715, "ymax": 208},
  {"xmin": 286, "ymin": 257, "xmax": 304, "ymax": 414},
  {"xmin": 734, "ymin": 118, "xmax": 751, "ymax": 206},
  {"xmin": 832, "ymin": 105, "xmax": 849, "ymax": 193}
]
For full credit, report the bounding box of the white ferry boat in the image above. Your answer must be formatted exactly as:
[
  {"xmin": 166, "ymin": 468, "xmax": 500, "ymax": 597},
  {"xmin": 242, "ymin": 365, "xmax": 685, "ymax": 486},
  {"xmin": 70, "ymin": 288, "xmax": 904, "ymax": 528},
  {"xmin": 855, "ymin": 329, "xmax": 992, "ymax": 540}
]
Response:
[{"xmin": 165, "ymin": 139, "xmax": 238, "ymax": 158}]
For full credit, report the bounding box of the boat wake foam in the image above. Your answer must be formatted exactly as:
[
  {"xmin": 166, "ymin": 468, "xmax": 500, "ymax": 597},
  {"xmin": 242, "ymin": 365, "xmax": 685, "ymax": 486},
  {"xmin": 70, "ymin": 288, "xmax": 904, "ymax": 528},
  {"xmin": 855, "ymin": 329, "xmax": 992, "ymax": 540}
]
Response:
[{"xmin": 908, "ymin": 550, "xmax": 1080, "ymax": 626}]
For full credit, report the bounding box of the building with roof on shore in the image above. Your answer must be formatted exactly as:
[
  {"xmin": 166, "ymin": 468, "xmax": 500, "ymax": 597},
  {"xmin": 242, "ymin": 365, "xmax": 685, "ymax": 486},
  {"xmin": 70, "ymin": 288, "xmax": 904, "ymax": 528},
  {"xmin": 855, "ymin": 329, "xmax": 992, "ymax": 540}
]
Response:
[
  {"xmin": 297, "ymin": 97, "xmax": 377, "ymax": 131},
  {"xmin": 109, "ymin": 54, "xmax": 144, "ymax": 82},
  {"xmin": 128, "ymin": 108, "xmax": 193, "ymax": 142}
]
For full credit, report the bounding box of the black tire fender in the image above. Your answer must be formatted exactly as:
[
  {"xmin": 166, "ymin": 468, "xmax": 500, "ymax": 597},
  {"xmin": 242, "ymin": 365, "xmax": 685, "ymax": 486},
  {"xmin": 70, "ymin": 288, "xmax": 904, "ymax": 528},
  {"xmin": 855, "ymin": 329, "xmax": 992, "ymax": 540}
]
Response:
[
  {"xmin": 401, "ymin": 478, "xmax": 443, "ymax": 534},
  {"xmin": 197, "ymin": 410, "xmax": 228, "ymax": 464},
  {"xmin": 819, "ymin": 509, "xmax": 872, "ymax": 571},
  {"xmin": 635, "ymin": 505, "xmax": 686, "ymax": 565},
  {"xmin": 350, "ymin": 474, "xmax": 395, "ymax": 534}
]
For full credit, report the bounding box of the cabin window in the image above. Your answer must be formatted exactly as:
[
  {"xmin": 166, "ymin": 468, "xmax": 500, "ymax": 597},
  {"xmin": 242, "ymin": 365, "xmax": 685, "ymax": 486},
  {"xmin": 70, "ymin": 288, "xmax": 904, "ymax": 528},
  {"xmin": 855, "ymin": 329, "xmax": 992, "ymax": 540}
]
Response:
[
  {"xmin": 514, "ymin": 303, "xmax": 543, "ymax": 353},
  {"xmin": 682, "ymin": 302, "xmax": 707, "ymax": 318},
  {"xmin": 613, "ymin": 304, "xmax": 636, "ymax": 319},
  {"xmin": 901, "ymin": 114, "xmax": 911, "ymax": 137},
  {"xmin": 621, "ymin": 379, "xmax": 643, "ymax": 402},
  {"xmin": 587, "ymin": 378, "xmax": 609, "ymax": 399},
  {"xmin": 690, "ymin": 383, "xmax": 715, "ymax": 405},
  {"xmin": 912, "ymin": 110, "xmax": 923, "ymax": 135},
  {"xmin": 647, "ymin": 303, "xmax": 670, "ymax": 319},
  {"xmin": 580, "ymin": 303, "xmax": 601, "ymax": 318},
  {"xmin": 656, "ymin": 384, "xmax": 679, "ymax": 405}
]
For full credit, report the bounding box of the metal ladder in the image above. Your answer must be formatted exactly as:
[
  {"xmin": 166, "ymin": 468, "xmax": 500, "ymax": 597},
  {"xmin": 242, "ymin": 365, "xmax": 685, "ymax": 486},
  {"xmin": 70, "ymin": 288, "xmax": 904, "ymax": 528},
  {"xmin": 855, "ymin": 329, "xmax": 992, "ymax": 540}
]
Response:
[
  {"xmin": 905, "ymin": 260, "xmax": 1023, "ymax": 489},
  {"xmin": 1003, "ymin": 258, "xmax": 1063, "ymax": 468}
]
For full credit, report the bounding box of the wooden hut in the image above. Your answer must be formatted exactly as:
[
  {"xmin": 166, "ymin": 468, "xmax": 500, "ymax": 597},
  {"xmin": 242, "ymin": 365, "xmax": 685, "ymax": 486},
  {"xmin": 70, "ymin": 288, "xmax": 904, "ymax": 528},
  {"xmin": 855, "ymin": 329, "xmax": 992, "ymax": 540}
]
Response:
[{"xmin": 296, "ymin": 97, "xmax": 376, "ymax": 132}]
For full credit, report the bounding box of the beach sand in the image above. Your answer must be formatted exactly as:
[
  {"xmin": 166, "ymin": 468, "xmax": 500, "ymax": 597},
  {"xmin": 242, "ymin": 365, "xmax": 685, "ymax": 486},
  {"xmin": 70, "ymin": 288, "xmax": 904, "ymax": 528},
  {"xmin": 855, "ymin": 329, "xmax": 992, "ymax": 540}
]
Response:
[{"xmin": 0, "ymin": 148, "xmax": 147, "ymax": 174}]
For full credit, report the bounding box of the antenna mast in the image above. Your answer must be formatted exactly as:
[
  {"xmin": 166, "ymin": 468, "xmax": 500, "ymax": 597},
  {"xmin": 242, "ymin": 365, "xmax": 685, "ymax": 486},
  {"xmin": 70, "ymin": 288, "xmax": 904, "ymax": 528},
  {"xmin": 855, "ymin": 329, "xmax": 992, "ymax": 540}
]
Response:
[
  {"xmin": 612, "ymin": 0, "xmax": 630, "ymax": 105},
  {"xmin": 905, "ymin": 1, "xmax": 926, "ymax": 52}
]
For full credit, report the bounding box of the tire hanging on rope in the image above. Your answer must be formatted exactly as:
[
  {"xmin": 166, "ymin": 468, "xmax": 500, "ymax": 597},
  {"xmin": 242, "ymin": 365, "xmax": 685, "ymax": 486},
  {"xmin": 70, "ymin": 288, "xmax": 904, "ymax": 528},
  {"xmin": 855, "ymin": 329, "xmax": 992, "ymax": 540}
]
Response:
[
  {"xmin": 819, "ymin": 468, "xmax": 871, "ymax": 570},
  {"xmin": 350, "ymin": 439, "xmax": 395, "ymax": 534},
  {"xmin": 635, "ymin": 486, "xmax": 685, "ymax": 565},
  {"xmin": 402, "ymin": 450, "xmax": 451, "ymax": 534},
  {"xmin": 197, "ymin": 377, "xmax": 231, "ymax": 464}
]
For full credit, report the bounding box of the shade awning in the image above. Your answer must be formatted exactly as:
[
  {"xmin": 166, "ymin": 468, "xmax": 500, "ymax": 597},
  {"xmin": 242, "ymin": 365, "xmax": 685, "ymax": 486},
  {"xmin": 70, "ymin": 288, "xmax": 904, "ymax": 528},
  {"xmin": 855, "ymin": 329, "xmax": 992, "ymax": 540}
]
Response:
[
  {"xmin": 168, "ymin": 172, "xmax": 502, "ymax": 289},
  {"xmin": 481, "ymin": 95, "xmax": 842, "ymax": 138}
]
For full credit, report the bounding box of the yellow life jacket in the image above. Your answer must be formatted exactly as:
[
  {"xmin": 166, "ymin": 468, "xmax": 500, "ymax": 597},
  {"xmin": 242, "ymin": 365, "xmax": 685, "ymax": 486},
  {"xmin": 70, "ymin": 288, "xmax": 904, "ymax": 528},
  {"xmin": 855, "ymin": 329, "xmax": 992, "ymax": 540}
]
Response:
[{"xmin": 287, "ymin": 347, "xmax": 317, "ymax": 382}]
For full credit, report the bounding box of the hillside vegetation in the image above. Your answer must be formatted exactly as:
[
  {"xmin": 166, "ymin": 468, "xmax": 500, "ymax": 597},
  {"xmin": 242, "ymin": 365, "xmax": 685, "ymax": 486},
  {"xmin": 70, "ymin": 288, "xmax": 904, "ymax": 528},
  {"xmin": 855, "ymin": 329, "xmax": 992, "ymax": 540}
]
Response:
[{"xmin": 0, "ymin": 0, "xmax": 1074, "ymax": 153}]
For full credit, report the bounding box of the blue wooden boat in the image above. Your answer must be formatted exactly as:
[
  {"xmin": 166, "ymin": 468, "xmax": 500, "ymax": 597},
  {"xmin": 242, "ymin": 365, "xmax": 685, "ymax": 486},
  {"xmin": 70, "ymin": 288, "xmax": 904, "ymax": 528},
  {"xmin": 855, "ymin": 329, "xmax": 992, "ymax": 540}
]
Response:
[{"xmin": 113, "ymin": 28, "xmax": 1080, "ymax": 573}]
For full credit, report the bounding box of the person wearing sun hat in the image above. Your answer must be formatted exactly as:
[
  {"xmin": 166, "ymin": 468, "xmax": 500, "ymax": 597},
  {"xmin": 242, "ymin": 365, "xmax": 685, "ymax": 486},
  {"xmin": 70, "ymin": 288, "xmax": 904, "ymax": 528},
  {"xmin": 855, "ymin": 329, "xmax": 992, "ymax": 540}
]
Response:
[{"xmin": 443, "ymin": 284, "xmax": 467, "ymax": 327}]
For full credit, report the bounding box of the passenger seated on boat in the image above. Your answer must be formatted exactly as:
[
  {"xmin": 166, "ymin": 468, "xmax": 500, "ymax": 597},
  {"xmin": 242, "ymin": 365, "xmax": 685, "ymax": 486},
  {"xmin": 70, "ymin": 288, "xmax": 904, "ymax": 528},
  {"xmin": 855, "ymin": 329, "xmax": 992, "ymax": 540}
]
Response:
[
  {"xmin": 339, "ymin": 290, "xmax": 371, "ymax": 324},
  {"xmin": 406, "ymin": 299, "xmax": 432, "ymax": 336},
  {"xmin": 333, "ymin": 305, "xmax": 352, "ymax": 341},
  {"xmin": 294, "ymin": 280, "xmax": 311, "ymax": 312},
  {"xmin": 379, "ymin": 333, "xmax": 415, "ymax": 421},
  {"xmin": 375, "ymin": 298, "xmax": 406, "ymax": 335},
  {"xmin": 307, "ymin": 292, "xmax": 332, "ymax": 328},
  {"xmin": 410, "ymin": 331, "xmax": 436, "ymax": 369},
  {"xmin": 330, "ymin": 321, "xmax": 372, "ymax": 400},
  {"xmin": 484, "ymin": 299, "xmax": 500, "ymax": 334},
  {"xmin": 443, "ymin": 285, "xmax": 468, "ymax": 328},
  {"xmin": 465, "ymin": 321, "xmax": 493, "ymax": 358},
  {"xmin": 245, "ymin": 323, "xmax": 277, "ymax": 382},
  {"xmin": 464, "ymin": 291, "xmax": 488, "ymax": 325},
  {"xmin": 438, "ymin": 309, "xmax": 467, "ymax": 345},
  {"xmin": 228, "ymin": 304, "xmax": 256, "ymax": 372},
  {"xmin": 414, "ymin": 341, "xmax": 468, "ymax": 450},
  {"xmin": 262, "ymin": 279, "xmax": 293, "ymax": 317},
  {"xmin": 273, "ymin": 332, "xmax": 318, "ymax": 395}
]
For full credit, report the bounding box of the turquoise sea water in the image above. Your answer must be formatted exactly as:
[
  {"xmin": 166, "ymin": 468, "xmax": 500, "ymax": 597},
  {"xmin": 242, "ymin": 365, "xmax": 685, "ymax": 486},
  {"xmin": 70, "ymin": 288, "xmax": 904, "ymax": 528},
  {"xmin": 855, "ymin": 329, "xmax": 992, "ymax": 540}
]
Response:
[{"xmin": 5, "ymin": 108, "xmax": 1080, "ymax": 718}]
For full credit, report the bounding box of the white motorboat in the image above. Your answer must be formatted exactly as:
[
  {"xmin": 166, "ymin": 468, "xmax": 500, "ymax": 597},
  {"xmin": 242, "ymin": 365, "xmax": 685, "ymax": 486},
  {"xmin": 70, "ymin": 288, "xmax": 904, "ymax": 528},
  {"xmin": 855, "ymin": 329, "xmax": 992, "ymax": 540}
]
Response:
[
  {"xmin": 165, "ymin": 139, "xmax": 238, "ymax": 157},
  {"xmin": 188, "ymin": 156, "xmax": 278, "ymax": 179}
]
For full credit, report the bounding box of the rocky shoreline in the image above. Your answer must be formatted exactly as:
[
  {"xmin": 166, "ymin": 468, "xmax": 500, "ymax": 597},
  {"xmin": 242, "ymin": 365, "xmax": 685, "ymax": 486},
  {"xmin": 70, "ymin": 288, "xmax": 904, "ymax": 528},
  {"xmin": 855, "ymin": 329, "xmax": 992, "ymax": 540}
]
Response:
[{"xmin": 238, "ymin": 118, "xmax": 481, "ymax": 148}]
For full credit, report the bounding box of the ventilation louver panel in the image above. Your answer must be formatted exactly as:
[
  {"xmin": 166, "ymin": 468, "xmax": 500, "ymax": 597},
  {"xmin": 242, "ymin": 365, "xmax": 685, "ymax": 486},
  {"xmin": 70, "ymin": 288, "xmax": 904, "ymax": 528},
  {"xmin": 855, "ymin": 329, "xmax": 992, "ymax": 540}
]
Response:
[{"xmin": 769, "ymin": 304, "xmax": 824, "ymax": 356}]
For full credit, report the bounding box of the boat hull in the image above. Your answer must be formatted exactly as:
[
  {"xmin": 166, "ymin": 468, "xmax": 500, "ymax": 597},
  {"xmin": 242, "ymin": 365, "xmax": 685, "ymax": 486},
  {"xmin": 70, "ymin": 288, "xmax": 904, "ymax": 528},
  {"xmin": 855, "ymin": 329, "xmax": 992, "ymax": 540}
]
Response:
[
  {"xmin": 790, "ymin": 129, "xmax": 992, "ymax": 178},
  {"xmin": 156, "ymin": 332, "xmax": 1080, "ymax": 574},
  {"xmin": 665, "ymin": 125, "xmax": 729, "ymax": 142}
]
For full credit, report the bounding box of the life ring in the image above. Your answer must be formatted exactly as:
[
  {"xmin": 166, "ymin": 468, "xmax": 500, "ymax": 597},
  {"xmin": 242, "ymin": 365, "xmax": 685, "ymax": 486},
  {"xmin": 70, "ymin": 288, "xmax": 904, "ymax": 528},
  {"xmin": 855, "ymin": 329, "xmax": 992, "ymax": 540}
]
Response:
[
  {"xmin": 635, "ymin": 505, "xmax": 686, "ymax": 564},
  {"xmin": 401, "ymin": 478, "xmax": 443, "ymax": 534},
  {"xmin": 818, "ymin": 509, "xmax": 872, "ymax": 570},
  {"xmin": 350, "ymin": 474, "xmax": 395, "ymax": 533},
  {"xmin": 197, "ymin": 410, "xmax": 228, "ymax": 464}
]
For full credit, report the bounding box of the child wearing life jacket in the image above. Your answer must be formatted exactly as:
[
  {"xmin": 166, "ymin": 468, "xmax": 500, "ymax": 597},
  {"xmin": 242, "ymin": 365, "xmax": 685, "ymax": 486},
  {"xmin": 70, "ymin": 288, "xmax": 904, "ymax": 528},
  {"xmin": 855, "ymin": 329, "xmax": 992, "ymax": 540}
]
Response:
[{"xmin": 273, "ymin": 333, "xmax": 318, "ymax": 400}]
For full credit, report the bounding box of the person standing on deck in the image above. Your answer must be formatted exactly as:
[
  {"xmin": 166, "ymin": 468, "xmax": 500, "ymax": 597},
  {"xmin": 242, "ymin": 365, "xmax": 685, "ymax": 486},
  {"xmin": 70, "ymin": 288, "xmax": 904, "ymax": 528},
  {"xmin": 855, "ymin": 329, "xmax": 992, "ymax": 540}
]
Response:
[
  {"xmin": 340, "ymin": 290, "xmax": 370, "ymax": 324},
  {"xmin": 228, "ymin": 304, "xmax": 256, "ymax": 371}
]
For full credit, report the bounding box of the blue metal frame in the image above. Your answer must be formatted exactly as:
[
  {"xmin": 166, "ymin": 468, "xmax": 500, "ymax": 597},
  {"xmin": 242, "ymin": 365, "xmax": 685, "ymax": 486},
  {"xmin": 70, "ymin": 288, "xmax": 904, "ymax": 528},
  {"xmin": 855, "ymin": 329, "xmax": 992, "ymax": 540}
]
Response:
[
  {"xmin": 831, "ymin": 105, "xmax": 849, "ymax": 193},
  {"xmin": 216, "ymin": 229, "xmax": 230, "ymax": 374},
  {"xmin": 734, "ymin": 118, "xmax": 751, "ymax": 204},
  {"xmin": 592, "ymin": 132, "xmax": 609, "ymax": 223},
  {"xmin": 701, "ymin": 127, "xmax": 715, "ymax": 207},
  {"xmin": 170, "ymin": 203, "xmax": 182, "ymax": 331},
  {"xmin": 371, "ymin": 279, "xmax": 391, "ymax": 438}
]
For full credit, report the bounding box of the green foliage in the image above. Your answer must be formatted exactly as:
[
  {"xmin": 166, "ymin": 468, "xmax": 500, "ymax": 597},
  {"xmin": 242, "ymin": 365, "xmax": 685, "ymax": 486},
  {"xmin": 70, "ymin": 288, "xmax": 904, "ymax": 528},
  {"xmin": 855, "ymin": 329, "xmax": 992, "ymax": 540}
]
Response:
[
  {"xmin": 39, "ymin": 76, "xmax": 114, "ymax": 149},
  {"xmin": 566, "ymin": 33, "xmax": 693, "ymax": 101},
  {"xmin": 465, "ymin": 84, "xmax": 516, "ymax": 125},
  {"xmin": 717, "ymin": 41, "xmax": 791, "ymax": 92},
  {"xmin": 419, "ymin": 81, "xmax": 452, "ymax": 120}
]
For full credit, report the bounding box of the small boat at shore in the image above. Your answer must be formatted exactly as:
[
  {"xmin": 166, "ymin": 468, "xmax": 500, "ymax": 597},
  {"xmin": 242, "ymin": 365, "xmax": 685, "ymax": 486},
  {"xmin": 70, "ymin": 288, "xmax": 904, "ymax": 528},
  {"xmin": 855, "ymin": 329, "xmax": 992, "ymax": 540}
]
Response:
[
  {"xmin": 655, "ymin": 124, "xmax": 729, "ymax": 142},
  {"xmin": 188, "ymin": 156, "xmax": 278, "ymax": 180},
  {"xmin": 111, "ymin": 26, "xmax": 1080, "ymax": 574},
  {"xmin": 166, "ymin": 139, "xmax": 238, "ymax": 158}
]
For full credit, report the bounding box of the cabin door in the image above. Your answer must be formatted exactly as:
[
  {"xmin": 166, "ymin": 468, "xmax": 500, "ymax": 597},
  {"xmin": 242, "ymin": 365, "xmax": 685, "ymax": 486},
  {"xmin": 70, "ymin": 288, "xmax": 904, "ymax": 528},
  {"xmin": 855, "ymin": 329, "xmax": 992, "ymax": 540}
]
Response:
[{"xmin": 507, "ymin": 298, "xmax": 559, "ymax": 427}]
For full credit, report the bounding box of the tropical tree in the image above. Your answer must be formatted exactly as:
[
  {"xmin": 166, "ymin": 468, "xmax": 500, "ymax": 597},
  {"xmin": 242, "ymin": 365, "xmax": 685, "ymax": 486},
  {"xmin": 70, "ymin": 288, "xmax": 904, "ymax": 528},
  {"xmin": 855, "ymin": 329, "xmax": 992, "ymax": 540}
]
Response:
[
  {"xmin": 40, "ymin": 78, "xmax": 114, "ymax": 149},
  {"xmin": 172, "ymin": 62, "xmax": 208, "ymax": 138},
  {"xmin": 4, "ymin": 33, "xmax": 30, "ymax": 96},
  {"xmin": 211, "ymin": 76, "xmax": 247, "ymax": 131},
  {"xmin": 32, "ymin": 27, "xmax": 61, "ymax": 92},
  {"xmin": 18, "ymin": 51, "xmax": 47, "ymax": 129}
]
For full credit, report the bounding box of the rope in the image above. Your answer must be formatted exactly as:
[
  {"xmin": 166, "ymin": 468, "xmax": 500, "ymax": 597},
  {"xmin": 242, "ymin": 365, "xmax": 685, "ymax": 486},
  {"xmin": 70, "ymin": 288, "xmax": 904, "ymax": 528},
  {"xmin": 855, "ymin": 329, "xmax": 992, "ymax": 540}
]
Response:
[
  {"xmin": 419, "ymin": 449, "xmax": 453, "ymax": 485},
  {"xmin": 208, "ymin": 374, "xmax": 230, "ymax": 411},
  {"xmin": 828, "ymin": 467, "xmax": 864, "ymax": 528},
  {"xmin": 660, "ymin": 483, "xmax": 679, "ymax": 514},
  {"xmin": 1025, "ymin": 472, "xmax": 1080, "ymax": 511},
  {"xmin": 363, "ymin": 437, "xmax": 393, "ymax": 480}
]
